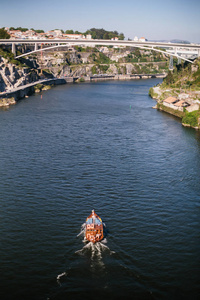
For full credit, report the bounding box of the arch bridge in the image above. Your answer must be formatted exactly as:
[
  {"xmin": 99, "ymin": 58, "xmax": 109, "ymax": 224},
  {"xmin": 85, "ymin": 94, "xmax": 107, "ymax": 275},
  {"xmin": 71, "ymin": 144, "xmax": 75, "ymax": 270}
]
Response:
[{"xmin": 0, "ymin": 38, "xmax": 200, "ymax": 64}]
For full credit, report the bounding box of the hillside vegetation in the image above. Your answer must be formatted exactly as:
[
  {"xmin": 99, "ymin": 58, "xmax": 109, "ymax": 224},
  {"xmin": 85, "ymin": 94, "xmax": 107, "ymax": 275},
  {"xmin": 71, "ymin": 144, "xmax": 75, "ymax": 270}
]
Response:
[
  {"xmin": 0, "ymin": 28, "xmax": 10, "ymax": 39},
  {"xmin": 162, "ymin": 59, "xmax": 200, "ymax": 90},
  {"xmin": 21, "ymin": 45, "xmax": 169, "ymax": 78},
  {"xmin": 149, "ymin": 58, "xmax": 200, "ymax": 129}
]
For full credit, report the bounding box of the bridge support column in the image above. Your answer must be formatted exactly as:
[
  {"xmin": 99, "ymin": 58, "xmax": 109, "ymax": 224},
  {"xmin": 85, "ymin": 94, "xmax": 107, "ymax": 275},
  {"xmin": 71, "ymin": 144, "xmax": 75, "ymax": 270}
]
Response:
[
  {"xmin": 12, "ymin": 43, "xmax": 16, "ymax": 56},
  {"xmin": 178, "ymin": 57, "xmax": 181, "ymax": 65},
  {"xmin": 169, "ymin": 55, "xmax": 173, "ymax": 70},
  {"xmin": 22, "ymin": 45, "xmax": 27, "ymax": 54},
  {"xmin": 198, "ymin": 49, "xmax": 200, "ymax": 58},
  {"xmin": 35, "ymin": 43, "xmax": 38, "ymax": 51}
]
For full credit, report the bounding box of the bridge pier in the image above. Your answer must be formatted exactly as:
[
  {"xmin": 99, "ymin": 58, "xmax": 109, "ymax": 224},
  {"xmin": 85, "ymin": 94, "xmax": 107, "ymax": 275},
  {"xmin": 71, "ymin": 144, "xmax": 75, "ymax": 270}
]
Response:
[
  {"xmin": 169, "ymin": 55, "xmax": 173, "ymax": 70},
  {"xmin": 178, "ymin": 57, "xmax": 181, "ymax": 65},
  {"xmin": 11, "ymin": 43, "xmax": 16, "ymax": 56},
  {"xmin": 35, "ymin": 43, "xmax": 39, "ymax": 51},
  {"xmin": 198, "ymin": 49, "xmax": 200, "ymax": 58}
]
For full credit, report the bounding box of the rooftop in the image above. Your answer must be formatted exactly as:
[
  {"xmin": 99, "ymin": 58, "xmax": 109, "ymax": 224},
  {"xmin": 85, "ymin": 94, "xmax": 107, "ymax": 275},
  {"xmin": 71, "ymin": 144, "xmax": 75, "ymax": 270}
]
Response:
[
  {"xmin": 163, "ymin": 96, "xmax": 178, "ymax": 104},
  {"xmin": 174, "ymin": 100, "xmax": 185, "ymax": 107}
]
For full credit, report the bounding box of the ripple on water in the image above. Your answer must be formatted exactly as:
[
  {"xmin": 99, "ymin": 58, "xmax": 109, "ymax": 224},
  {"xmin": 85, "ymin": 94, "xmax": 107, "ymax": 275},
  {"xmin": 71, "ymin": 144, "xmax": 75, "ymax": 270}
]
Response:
[{"xmin": 0, "ymin": 80, "xmax": 199, "ymax": 300}]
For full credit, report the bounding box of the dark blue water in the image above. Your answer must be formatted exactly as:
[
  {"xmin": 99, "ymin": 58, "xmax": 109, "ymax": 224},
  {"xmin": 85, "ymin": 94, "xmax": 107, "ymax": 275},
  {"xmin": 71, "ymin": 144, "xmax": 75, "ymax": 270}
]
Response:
[{"xmin": 0, "ymin": 79, "xmax": 200, "ymax": 300}]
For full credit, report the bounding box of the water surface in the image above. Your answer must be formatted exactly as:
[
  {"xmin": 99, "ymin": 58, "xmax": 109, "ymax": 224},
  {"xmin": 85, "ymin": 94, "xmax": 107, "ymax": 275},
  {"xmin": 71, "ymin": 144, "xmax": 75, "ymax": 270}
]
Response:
[{"xmin": 0, "ymin": 79, "xmax": 200, "ymax": 300}]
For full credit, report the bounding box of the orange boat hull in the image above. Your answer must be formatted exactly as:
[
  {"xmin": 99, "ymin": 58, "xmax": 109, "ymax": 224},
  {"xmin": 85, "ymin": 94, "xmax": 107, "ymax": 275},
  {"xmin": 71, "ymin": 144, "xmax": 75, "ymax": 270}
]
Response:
[{"xmin": 85, "ymin": 210, "xmax": 104, "ymax": 243}]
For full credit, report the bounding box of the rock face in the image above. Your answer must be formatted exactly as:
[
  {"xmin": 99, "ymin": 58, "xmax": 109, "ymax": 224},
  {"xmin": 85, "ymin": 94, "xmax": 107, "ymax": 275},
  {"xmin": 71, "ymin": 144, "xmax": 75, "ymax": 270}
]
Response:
[
  {"xmin": 0, "ymin": 97, "xmax": 16, "ymax": 107},
  {"xmin": 0, "ymin": 47, "xmax": 167, "ymax": 93},
  {"xmin": 0, "ymin": 57, "xmax": 39, "ymax": 92},
  {"xmin": 29, "ymin": 47, "xmax": 167, "ymax": 78}
]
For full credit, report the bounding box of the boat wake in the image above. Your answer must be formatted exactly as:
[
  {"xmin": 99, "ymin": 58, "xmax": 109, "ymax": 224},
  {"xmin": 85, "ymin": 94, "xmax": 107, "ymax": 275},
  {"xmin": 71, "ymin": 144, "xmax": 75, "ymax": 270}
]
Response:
[
  {"xmin": 56, "ymin": 221, "xmax": 113, "ymax": 284},
  {"xmin": 77, "ymin": 222, "xmax": 86, "ymax": 238},
  {"xmin": 76, "ymin": 222, "xmax": 114, "ymax": 266},
  {"xmin": 56, "ymin": 272, "xmax": 67, "ymax": 285},
  {"xmin": 76, "ymin": 240, "xmax": 114, "ymax": 259}
]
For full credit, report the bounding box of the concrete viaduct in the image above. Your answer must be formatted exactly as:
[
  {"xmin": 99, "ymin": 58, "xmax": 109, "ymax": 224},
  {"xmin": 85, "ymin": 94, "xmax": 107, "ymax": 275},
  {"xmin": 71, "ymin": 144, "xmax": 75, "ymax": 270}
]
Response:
[{"xmin": 0, "ymin": 38, "xmax": 200, "ymax": 63}]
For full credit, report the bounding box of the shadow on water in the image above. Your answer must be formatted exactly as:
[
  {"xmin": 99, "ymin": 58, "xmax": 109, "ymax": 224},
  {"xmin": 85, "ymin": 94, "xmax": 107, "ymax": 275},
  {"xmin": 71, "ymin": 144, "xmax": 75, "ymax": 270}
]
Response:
[
  {"xmin": 195, "ymin": 129, "xmax": 200, "ymax": 143},
  {"xmin": 50, "ymin": 224, "xmax": 154, "ymax": 300}
]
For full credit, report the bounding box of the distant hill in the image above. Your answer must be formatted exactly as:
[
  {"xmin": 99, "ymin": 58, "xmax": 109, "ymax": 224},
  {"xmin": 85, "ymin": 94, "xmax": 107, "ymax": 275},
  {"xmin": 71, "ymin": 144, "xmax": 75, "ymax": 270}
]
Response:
[
  {"xmin": 149, "ymin": 39, "xmax": 190, "ymax": 44},
  {"xmin": 170, "ymin": 39, "xmax": 190, "ymax": 44}
]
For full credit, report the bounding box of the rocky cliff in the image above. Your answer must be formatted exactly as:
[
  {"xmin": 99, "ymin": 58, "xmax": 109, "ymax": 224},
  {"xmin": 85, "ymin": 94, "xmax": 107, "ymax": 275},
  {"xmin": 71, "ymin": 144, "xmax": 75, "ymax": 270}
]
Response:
[
  {"xmin": 0, "ymin": 46, "xmax": 168, "ymax": 92},
  {"xmin": 25, "ymin": 46, "xmax": 168, "ymax": 78},
  {"xmin": 0, "ymin": 56, "xmax": 39, "ymax": 92}
]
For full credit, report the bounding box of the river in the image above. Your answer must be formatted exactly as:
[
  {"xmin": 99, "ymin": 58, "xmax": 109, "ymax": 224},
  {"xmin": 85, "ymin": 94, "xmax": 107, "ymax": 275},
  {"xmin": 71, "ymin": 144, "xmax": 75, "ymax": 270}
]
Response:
[{"xmin": 0, "ymin": 79, "xmax": 199, "ymax": 300}]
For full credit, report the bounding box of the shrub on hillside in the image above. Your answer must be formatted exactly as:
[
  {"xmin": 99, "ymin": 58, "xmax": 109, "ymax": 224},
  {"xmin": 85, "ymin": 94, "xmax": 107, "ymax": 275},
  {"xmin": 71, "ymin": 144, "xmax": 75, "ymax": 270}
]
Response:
[{"xmin": 182, "ymin": 110, "xmax": 200, "ymax": 127}]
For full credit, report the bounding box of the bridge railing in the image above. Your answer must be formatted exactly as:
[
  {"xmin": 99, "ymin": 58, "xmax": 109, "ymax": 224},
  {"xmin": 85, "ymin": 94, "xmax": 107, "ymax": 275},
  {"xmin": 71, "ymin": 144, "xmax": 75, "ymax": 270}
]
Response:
[{"xmin": 0, "ymin": 39, "xmax": 199, "ymax": 63}]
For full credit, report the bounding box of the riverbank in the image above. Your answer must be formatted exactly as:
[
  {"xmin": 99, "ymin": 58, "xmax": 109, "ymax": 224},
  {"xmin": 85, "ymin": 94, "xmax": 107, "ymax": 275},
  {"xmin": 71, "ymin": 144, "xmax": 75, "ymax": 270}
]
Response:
[
  {"xmin": 0, "ymin": 44, "xmax": 168, "ymax": 107},
  {"xmin": 149, "ymin": 59, "xmax": 200, "ymax": 130},
  {"xmin": 150, "ymin": 85, "xmax": 200, "ymax": 129},
  {"xmin": 0, "ymin": 73, "xmax": 165, "ymax": 107},
  {"xmin": 0, "ymin": 78, "xmax": 66, "ymax": 107}
]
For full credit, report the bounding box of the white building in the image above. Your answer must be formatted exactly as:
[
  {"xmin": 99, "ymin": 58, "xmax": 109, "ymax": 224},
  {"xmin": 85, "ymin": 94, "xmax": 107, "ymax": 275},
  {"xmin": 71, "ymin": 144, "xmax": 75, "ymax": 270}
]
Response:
[
  {"xmin": 62, "ymin": 34, "xmax": 84, "ymax": 39},
  {"xmin": 186, "ymin": 103, "xmax": 199, "ymax": 112},
  {"xmin": 86, "ymin": 34, "xmax": 92, "ymax": 40},
  {"xmin": 111, "ymin": 37, "xmax": 119, "ymax": 41},
  {"xmin": 139, "ymin": 37, "xmax": 146, "ymax": 42},
  {"xmin": 54, "ymin": 30, "xmax": 63, "ymax": 36}
]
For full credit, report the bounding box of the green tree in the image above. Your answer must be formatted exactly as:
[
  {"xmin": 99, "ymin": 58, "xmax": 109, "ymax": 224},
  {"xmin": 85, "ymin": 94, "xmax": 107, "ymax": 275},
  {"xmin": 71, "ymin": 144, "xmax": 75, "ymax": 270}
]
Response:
[
  {"xmin": 0, "ymin": 28, "xmax": 10, "ymax": 39},
  {"xmin": 65, "ymin": 30, "xmax": 74, "ymax": 34},
  {"xmin": 91, "ymin": 31, "xmax": 97, "ymax": 39},
  {"xmin": 164, "ymin": 70, "xmax": 174, "ymax": 85},
  {"xmin": 133, "ymin": 48, "xmax": 141, "ymax": 57},
  {"xmin": 119, "ymin": 33, "xmax": 125, "ymax": 40},
  {"xmin": 35, "ymin": 29, "xmax": 45, "ymax": 33},
  {"xmin": 16, "ymin": 27, "xmax": 28, "ymax": 32},
  {"xmin": 91, "ymin": 65, "xmax": 97, "ymax": 74},
  {"xmin": 108, "ymin": 32, "xmax": 115, "ymax": 39},
  {"xmin": 103, "ymin": 33, "xmax": 109, "ymax": 39},
  {"xmin": 86, "ymin": 28, "xmax": 125, "ymax": 40},
  {"xmin": 9, "ymin": 27, "xmax": 28, "ymax": 32}
]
